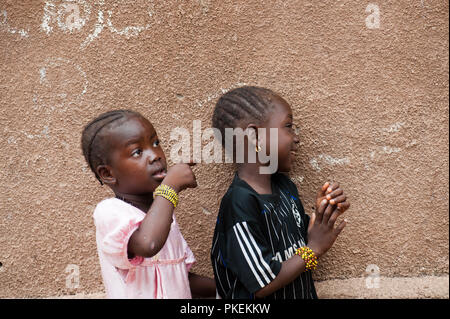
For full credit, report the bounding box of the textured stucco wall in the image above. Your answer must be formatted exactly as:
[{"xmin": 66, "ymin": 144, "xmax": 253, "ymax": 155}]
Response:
[{"xmin": 0, "ymin": 0, "xmax": 448, "ymax": 298}]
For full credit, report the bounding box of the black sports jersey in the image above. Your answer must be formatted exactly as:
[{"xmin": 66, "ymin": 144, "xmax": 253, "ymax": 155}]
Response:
[{"xmin": 211, "ymin": 171, "xmax": 318, "ymax": 299}]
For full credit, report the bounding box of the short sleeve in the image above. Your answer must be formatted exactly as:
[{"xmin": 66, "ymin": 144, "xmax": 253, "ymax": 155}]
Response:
[
  {"xmin": 223, "ymin": 190, "xmax": 282, "ymax": 293},
  {"xmin": 93, "ymin": 199, "xmax": 145, "ymax": 269}
]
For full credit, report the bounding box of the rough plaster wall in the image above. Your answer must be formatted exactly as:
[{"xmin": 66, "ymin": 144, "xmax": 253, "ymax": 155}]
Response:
[{"xmin": 0, "ymin": 0, "xmax": 448, "ymax": 298}]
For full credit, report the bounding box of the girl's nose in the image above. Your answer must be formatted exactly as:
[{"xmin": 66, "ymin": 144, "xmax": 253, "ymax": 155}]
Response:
[{"xmin": 147, "ymin": 150, "xmax": 161, "ymax": 164}]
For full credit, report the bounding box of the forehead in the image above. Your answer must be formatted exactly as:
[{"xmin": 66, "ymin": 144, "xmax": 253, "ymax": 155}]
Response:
[{"xmin": 104, "ymin": 115, "xmax": 155, "ymax": 146}]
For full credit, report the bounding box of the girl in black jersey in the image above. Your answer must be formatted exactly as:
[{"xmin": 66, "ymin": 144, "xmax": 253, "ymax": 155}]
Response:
[{"xmin": 210, "ymin": 86, "xmax": 351, "ymax": 299}]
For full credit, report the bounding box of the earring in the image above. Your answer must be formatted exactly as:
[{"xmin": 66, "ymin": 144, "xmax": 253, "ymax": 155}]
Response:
[{"xmin": 255, "ymin": 145, "xmax": 261, "ymax": 152}]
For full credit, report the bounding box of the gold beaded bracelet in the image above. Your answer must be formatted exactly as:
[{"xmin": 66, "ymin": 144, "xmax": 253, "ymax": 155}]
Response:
[
  {"xmin": 295, "ymin": 246, "xmax": 318, "ymax": 271},
  {"xmin": 153, "ymin": 184, "xmax": 179, "ymax": 208}
]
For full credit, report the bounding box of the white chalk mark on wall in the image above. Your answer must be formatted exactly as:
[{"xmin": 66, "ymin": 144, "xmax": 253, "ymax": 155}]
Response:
[
  {"xmin": 80, "ymin": 1, "xmax": 155, "ymax": 49},
  {"xmin": 33, "ymin": 57, "xmax": 88, "ymax": 112},
  {"xmin": 80, "ymin": 9, "xmax": 103, "ymax": 49},
  {"xmin": 41, "ymin": 1, "xmax": 55, "ymax": 34},
  {"xmin": 0, "ymin": 10, "xmax": 29, "ymax": 38},
  {"xmin": 40, "ymin": 0, "xmax": 155, "ymax": 48},
  {"xmin": 310, "ymin": 154, "xmax": 350, "ymax": 172},
  {"xmin": 23, "ymin": 126, "xmax": 50, "ymax": 140},
  {"xmin": 196, "ymin": 82, "xmax": 248, "ymax": 108},
  {"xmin": 25, "ymin": 155, "xmax": 50, "ymax": 174},
  {"xmin": 381, "ymin": 146, "xmax": 401, "ymax": 154},
  {"xmin": 7, "ymin": 136, "xmax": 17, "ymax": 145},
  {"xmin": 363, "ymin": 145, "xmax": 402, "ymax": 170},
  {"xmin": 361, "ymin": 121, "xmax": 419, "ymax": 170},
  {"xmin": 382, "ymin": 122, "xmax": 405, "ymax": 133},
  {"xmin": 106, "ymin": 8, "xmax": 153, "ymax": 39},
  {"xmin": 39, "ymin": 67, "xmax": 47, "ymax": 84}
]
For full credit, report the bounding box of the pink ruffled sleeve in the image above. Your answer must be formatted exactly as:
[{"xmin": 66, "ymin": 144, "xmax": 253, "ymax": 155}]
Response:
[{"xmin": 94, "ymin": 200, "xmax": 145, "ymax": 269}]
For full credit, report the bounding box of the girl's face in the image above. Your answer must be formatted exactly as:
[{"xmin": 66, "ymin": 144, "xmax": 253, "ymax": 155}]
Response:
[
  {"xmin": 260, "ymin": 95, "xmax": 299, "ymax": 172},
  {"xmin": 101, "ymin": 115, "xmax": 167, "ymax": 195}
]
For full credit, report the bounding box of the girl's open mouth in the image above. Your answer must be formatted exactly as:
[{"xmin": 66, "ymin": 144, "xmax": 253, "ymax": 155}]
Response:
[{"xmin": 152, "ymin": 168, "xmax": 167, "ymax": 180}]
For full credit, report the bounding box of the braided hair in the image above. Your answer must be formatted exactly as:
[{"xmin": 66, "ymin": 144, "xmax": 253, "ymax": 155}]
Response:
[
  {"xmin": 212, "ymin": 86, "xmax": 277, "ymax": 147},
  {"xmin": 81, "ymin": 109, "xmax": 143, "ymax": 185}
]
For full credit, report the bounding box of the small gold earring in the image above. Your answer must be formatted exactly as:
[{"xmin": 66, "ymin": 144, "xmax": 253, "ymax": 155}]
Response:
[{"xmin": 255, "ymin": 145, "xmax": 261, "ymax": 152}]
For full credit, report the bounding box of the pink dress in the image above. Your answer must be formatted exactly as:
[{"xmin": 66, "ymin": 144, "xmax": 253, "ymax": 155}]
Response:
[{"xmin": 93, "ymin": 198, "xmax": 195, "ymax": 299}]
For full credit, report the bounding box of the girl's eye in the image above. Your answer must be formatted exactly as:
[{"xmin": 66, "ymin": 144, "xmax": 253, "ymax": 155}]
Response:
[
  {"xmin": 131, "ymin": 149, "xmax": 142, "ymax": 157},
  {"xmin": 153, "ymin": 139, "xmax": 160, "ymax": 147}
]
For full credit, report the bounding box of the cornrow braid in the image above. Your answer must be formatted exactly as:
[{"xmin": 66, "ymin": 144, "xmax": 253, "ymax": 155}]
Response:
[
  {"xmin": 212, "ymin": 86, "xmax": 277, "ymax": 147},
  {"xmin": 81, "ymin": 109, "xmax": 143, "ymax": 185}
]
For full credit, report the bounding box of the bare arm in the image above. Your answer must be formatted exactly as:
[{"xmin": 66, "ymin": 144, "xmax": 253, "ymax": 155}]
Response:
[
  {"xmin": 127, "ymin": 163, "xmax": 197, "ymax": 258},
  {"xmin": 255, "ymin": 255, "xmax": 306, "ymax": 298},
  {"xmin": 128, "ymin": 195, "xmax": 176, "ymax": 258},
  {"xmin": 255, "ymin": 182, "xmax": 350, "ymax": 298}
]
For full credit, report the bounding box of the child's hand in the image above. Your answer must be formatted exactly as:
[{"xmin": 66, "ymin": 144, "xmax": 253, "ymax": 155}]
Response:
[
  {"xmin": 316, "ymin": 181, "xmax": 350, "ymax": 214},
  {"xmin": 307, "ymin": 199, "xmax": 347, "ymax": 258},
  {"xmin": 162, "ymin": 162, "xmax": 198, "ymax": 193}
]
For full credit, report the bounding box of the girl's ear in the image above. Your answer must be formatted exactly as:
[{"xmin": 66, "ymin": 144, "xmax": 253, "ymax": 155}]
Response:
[
  {"xmin": 246, "ymin": 123, "xmax": 259, "ymax": 147},
  {"xmin": 96, "ymin": 165, "xmax": 117, "ymax": 185}
]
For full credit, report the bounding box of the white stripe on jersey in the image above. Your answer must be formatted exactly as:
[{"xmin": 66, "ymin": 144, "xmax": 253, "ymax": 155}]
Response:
[
  {"xmin": 263, "ymin": 204, "xmax": 279, "ymax": 241},
  {"xmin": 233, "ymin": 224, "xmax": 265, "ymax": 287},
  {"xmin": 263, "ymin": 211, "xmax": 276, "ymax": 254},
  {"xmin": 241, "ymin": 222, "xmax": 276, "ymax": 280},
  {"xmin": 234, "ymin": 223, "xmax": 272, "ymax": 286}
]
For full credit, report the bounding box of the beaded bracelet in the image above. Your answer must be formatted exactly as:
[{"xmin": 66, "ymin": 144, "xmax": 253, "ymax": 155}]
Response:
[
  {"xmin": 153, "ymin": 184, "xmax": 179, "ymax": 208},
  {"xmin": 295, "ymin": 246, "xmax": 318, "ymax": 271}
]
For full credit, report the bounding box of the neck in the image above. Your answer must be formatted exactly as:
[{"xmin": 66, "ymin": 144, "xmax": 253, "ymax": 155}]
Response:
[
  {"xmin": 237, "ymin": 163, "xmax": 273, "ymax": 195},
  {"xmin": 114, "ymin": 192, "xmax": 153, "ymax": 213}
]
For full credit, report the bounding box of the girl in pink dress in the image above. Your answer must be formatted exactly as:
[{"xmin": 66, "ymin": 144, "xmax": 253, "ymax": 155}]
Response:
[{"xmin": 81, "ymin": 110, "xmax": 216, "ymax": 298}]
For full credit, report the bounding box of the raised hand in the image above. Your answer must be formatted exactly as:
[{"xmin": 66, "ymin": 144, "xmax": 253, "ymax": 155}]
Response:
[
  {"xmin": 162, "ymin": 162, "xmax": 198, "ymax": 193},
  {"xmin": 316, "ymin": 181, "xmax": 350, "ymax": 214},
  {"xmin": 307, "ymin": 197, "xmax": 348, "ymax": 258}
]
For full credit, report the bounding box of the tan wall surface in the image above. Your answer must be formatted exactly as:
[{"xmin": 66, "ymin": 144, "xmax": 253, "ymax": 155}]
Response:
[{"xmin": 0, "ymin": 0, "xmax": 448, "ymax": 298}]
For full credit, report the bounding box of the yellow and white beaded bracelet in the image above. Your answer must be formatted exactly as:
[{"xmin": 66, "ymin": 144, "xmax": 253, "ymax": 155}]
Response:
[
  {"xmin": 295, "ymin": 246, "xmax": 318, "ymax": 271},
  {"xmin": 153, "ymin": 184, "xmax": 179, "ymax": 208}
]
